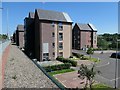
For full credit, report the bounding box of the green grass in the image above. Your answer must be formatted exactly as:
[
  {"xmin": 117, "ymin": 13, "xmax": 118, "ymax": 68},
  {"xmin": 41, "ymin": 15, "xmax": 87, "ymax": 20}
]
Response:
[
  {"xmin": 69, "ymin": 56, "xmax": 80, "ymax": 60},
  {"xmin": 90, "ymin": 57, "xmax": 100, "ymax": 63},
  {"xmin": 84, "ymin": 56, "xmax": 100, "ymax": 63},
  {"xmin": 91, "ymin": 84, "xmax": 115, "ymax": 90},
  {"xmin": 48, "ymin": 69, "xmax": 75, "ymax": 76},
  {"xmin": 69, "ymin": 55, "xmax": 100, "ymax": 63}
]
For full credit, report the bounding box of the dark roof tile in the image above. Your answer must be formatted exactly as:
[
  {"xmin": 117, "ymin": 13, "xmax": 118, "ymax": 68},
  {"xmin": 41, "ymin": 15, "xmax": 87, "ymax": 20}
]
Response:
[
  {"xmin": 76, "ymin": 23, "xmax": 91, "ymax": 31},
  {"xmin": 36, "ymin": 9, "xmax": 72, "ymax": 23}
]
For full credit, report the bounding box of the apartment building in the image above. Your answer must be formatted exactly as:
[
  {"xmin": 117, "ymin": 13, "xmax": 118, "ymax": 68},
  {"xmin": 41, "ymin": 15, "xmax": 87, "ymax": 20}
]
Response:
[
  {"xmin": 16, "ymin": 25, "xmax": 24, "ymax": 49},
  {"xmin": 34, "ymin": 9, "xmax": 73, "ymax": 61},
  {"xmin": 12, "ymin": 31, "xmax": 16, "ymax": 43},
  {"xmin": 24, "ymin": 12, "xmax": 35, "ymax": 58},
  {"xmin": 72, "ymin": 23, "xmax": 97, "ymax": 50}
]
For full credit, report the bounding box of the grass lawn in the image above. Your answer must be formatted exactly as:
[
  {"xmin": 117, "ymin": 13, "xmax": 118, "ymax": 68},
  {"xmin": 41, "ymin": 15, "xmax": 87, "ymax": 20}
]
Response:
[
  {"xmin": 69, "ymin": 55, "xmax": 100, "ymax": 63},
  {"xmin": 91, "ymin": 83, "xmax": 119, "ymax": 90},
  {"xmin": 69, "ymin": 56, "xmax": 80, "ymax": 60},
  {"xmin": 48, "ymin": 69, "xmax": 75, "ymax": 76},
  {"xmin": 84, "ymin": 56, "xmax": 100, "ymax": 63}
]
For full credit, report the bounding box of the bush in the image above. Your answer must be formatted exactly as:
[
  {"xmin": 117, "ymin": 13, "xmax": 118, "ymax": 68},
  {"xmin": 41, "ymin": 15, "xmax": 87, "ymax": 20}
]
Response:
[
  {"xmin": 72, "ymin": 53, "xmax": 85, "ymax": 60},
  {"xmin": 56, "ymin": 56, "xmax": 64, "ymax": 60},
  {"xmin": 86, "ymin": 47, "xmax": 94, "ymax": 54},
  {"xmin": 69, "ymin": 56, "xmax": 73, "ymax": 58},
  {"xmin": 56, "ymin": 57, "xmax": 77, "ymax": 67},
  {"xmin": 72, "ymin": 53, "xmax": 83, "ymax": 59},
  {"xmin": 93, "ymin": 48, "xmax": 102, "ymax": 51},
  {"xmin": 81, "ymin": 56, "xmax": 88, "ymax": 60},
  {"xmin": 43, "ymin": 63, "xmax": 72, "ymax": 72}
]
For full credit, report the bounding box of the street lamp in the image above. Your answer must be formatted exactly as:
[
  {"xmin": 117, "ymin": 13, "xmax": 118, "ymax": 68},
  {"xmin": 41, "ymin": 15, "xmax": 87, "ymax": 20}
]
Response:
[
  {"xmin": 0, "ymin": 7, "xmax": 9, "ymax": 39},
  {"xmin": 115, "ymin": 39, "xmax": 120, "ymax": 89}
]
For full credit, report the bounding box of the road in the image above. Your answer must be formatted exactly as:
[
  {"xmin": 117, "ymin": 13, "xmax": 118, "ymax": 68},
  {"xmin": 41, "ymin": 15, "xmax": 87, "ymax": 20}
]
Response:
[{"xmin": 72, "ymin": 50, "xmax": 120, "ymax": 88}]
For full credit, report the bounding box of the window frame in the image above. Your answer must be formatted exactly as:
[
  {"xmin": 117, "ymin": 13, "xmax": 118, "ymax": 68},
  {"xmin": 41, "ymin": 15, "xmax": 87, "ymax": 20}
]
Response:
[{"xmin": 59, "ymin": 42, "xmax": 63, "ymax": 50}]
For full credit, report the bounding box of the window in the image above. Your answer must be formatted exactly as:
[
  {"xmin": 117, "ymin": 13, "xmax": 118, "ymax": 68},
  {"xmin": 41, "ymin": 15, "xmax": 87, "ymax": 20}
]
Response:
[
  {"xmin": 94, "ymin": 40, "xmax": 96, "ymax": 44},
  {"xmin": 94, "ymin": 36, "xmax": 96, "ymax": 39},
  {"xmin": 43, "ymin": 53, "xmax": 49, "ymax": 56},
  {"xmin": 88, "ymin": 40, "xmax": 91, "ymax": 42},
  {"xmin": 52, "ymin": 43, "xmax": 55, "ymax": 48},
  {"xmin": 53, "ymin": 52, "xmax": 55, "ymax": 57},
  {"xmin": 52, "ymin": 32, "xmax": 55, "ymax": 37},
  {"xmin": 59, "ymin": 42, "xmax": 63, "ymax": 50},
  {"xmin": 58, "ymin": 23, "xmax": 63, "ymax": 30},
  {"xmin": 51, "ymin": 22, "xmax": 55, "ymax": 27},
  {"xmin": 59, "ymin": 33, "xmax": 63, "ymax": 41},
  {"xmin": 59, "ymin": 52, "xmax": 63, "ymax": 57},
  {"xmin": 87, "ymin": 45, "xmax": 89, "ymax": 48}
]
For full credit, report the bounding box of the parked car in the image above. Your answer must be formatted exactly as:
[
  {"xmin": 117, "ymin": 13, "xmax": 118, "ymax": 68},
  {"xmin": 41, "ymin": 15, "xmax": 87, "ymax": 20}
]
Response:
[{"xmin": 110, "ymin": 52, "xmax": 120, "ymax": 59}]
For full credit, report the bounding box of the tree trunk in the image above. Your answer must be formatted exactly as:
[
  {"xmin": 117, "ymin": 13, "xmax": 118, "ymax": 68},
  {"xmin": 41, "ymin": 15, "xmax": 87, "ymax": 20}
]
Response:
[
  {"xmin": 89, "ymin": 79, "xmax": 93, "ymax": 90},
  {"xmin": 89, "ymin": 54, "xmax": 91, "ymax": 59},
  {"xmin": 84, "ymin": 79, "xmax": 88, "ymax": 90}
]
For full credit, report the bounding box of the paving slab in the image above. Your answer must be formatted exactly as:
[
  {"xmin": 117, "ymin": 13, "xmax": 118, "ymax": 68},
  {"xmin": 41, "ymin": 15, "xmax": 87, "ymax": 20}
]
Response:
[{"xmin": 54, "ymin": 71, "xmax": 85, "ymax": 88}]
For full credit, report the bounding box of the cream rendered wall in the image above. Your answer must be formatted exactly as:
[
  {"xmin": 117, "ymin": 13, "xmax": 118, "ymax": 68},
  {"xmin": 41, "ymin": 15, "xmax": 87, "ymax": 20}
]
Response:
[{"xmin": 62, "ymin": 23, "xmax": 72, "ymax": 58}]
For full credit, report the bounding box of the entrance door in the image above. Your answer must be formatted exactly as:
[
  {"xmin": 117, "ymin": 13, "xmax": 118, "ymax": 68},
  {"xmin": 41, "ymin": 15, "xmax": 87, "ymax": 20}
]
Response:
[
  {"xmin": 43, "ymin": 53, "xmax": 49, "ymax": 61},
  {"xmin": 43, "ymin": 43, "xmax": 49, "ymax": 61}
]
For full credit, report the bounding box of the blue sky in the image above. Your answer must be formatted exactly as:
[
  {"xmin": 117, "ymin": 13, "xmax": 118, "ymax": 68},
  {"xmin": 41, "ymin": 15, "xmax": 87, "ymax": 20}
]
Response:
[{"xmin": 2, "ymin": 2, "xmax": 118, "ymax": 36}]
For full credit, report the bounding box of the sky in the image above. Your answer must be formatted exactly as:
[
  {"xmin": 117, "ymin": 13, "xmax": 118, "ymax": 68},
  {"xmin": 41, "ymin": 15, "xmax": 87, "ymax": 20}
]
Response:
[{"xmin": 1, "ymin": 2, "xmax": 118, "ymax": 36}]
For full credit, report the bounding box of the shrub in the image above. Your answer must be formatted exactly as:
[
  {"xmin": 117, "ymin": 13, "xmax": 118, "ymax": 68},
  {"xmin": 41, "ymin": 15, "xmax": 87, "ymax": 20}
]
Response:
[
  {"xmin": 43, "ymin": 63, "xmax": 72, "ymax": 72},
  {"xmin": 69, "ymin": 56, "xmax": 73, "ymax": 58},
  {"xmin": 71, "ymin": 60, "xmax": 77, "ymax": 66},
  {"xmin": 81, "ymin": 56, "xmax": 88, "ymax": 60},
  {"xmin": 56, "ymin": 56, "xmax": 77, "ymax": 67},
  {"xmin": 56, "ymin": 56, "xmax": 64, "ymax": 61},
  {"xmin": 72, "ymin": 53, "xmax": 84, "ymax": 59},
  {"xmin": 86, "ymin": 47, "xmax": 94, "ymax": 55}
]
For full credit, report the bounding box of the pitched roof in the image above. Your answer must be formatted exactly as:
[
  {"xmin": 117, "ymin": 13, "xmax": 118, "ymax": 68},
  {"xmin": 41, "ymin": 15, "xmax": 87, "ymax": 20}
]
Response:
[
  {"xmin": 36, "ymin": 9, "xmax": 72, "ymax": 23},
  {"xmin": 76, "ymin": 23, "xmax": 91, "ymax": 31},
  {"xmin": 17, "ymin": 25, "xmax": 24, "ymax": 31},
  {"xmin": 29, "ymin": 12, "xmax": 34, "ymax": 18},
  {"xmin": 88, "ymin": 23, "xmax": 97, "ymax": 31}
]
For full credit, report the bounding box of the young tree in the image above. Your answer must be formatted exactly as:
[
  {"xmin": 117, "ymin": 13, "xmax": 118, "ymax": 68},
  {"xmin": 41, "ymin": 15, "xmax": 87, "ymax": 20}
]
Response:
[
  {"xmin": 78, "ymin": 64, "xmax": 100, "ymax": 90},
  {"xmin": 86, "ymin": 47, "xmax": 94, "ymax": 58}
]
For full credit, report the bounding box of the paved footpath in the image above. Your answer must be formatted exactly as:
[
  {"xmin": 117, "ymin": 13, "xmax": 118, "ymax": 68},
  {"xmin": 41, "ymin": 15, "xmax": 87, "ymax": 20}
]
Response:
[
  {"xmin": 0, "ymin": 43, "xmax": 10, "ymax": 90},
  {"xmin": 3, "ymin": 44, "xmax": 57, "ymax": 88}
]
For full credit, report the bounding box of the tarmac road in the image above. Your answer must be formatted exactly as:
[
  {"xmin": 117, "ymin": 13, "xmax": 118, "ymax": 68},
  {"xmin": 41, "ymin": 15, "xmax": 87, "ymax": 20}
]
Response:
[{"xmin": 72, "ymin": 49, "xmax": 120, "ymax": 88}]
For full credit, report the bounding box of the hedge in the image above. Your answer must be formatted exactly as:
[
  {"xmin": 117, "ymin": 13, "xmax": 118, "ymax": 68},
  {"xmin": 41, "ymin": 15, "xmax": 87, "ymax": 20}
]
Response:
[
  {"xmin": 56, "ymin": 56, "xmax": 77, "ymax": 67},
  {"xmin": 43, "ymin": 63, "xmax": 72, "ymax": 72},
  {"xmin": 72, "ymin": 53, "xmax": 84, "ymax": 59}
]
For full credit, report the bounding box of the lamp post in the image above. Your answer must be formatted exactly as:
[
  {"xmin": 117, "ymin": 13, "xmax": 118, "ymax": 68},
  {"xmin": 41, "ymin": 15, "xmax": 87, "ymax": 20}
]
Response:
[
  {"xmin": 0, "ymin": 8, "xmax": 3, "ymax": 41},
  {"xmin": 115, "ymin": 39, "xmax": 120, "ymax": 89},
  {"xmin": 6, "ymin": 8, "xmax": 9, "ymax": 39},
  {"xmin": 0, "ymin": 7, "xmax": 9, "ymax": 39}
]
